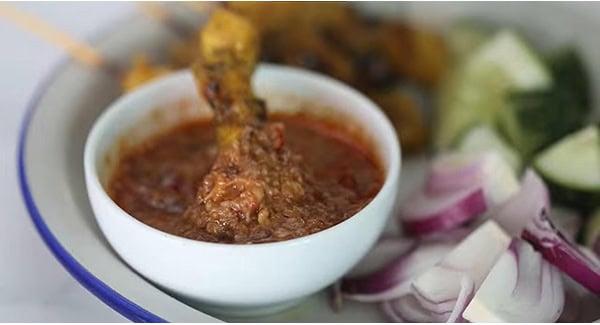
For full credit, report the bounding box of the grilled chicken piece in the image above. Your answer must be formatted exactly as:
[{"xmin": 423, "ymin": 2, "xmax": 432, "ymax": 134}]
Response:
[
  {"xmin": 184, "ymin": 9, "xmax": 317, "ymax": 243},
  {"xmin": 192, "ymin": 8, "xmax": 265, "ymax": 146}
]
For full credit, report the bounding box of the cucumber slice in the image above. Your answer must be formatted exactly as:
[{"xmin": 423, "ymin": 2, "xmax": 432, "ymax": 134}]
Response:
[
  {"xmin": 435, "ymin": 30, "xmax": 551, "ymax": 150},
  {"xmin": 458, "ymin": 125, "xmax": 522, "ymax": 172},
  {"xmin": 535, "ymin": 125, "xmax": 600, "ymax": 191},
  {"xmin": 534, "ymin": 125, "xmax": 600, "ymax": 212},
  {"xmin": 499, "ymin": 49, "xmax": 590, "ymax": 157},
  {"xmin": 467, "ymin": 31, "xmax": 551, "ymax": 90}
]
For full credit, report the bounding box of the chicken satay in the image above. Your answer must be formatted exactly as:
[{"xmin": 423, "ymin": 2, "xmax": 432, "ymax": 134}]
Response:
[
  {"xmin": 184, "ymin": 9, "xmax": 327, "ymax": 243},
  {"xmin": 192, "ymin": 8, "xmax": 266, "ymax": 147}
]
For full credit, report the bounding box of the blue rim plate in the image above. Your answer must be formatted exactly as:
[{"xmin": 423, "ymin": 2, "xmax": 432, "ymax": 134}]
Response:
[
  {"xmin": 18, "ymin": 59, "xmax": 166, "ymax": 322},
  {"xmin": 15, "ymin": 14, "xmax": 220, "ymax": 323},
  {"xmin": 13, "ymin": 10, "xmax": 386, "ymax": 322}
]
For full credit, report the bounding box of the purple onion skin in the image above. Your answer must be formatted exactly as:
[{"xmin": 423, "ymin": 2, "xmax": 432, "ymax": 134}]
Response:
[
  {"xmin": 402, "ymin": 188, "xmax": 487, "ymax": 236},
  {"xmin": 340, "ymin": 244, "xmax": 418, "ymax": 295},
  {"xmin": 426, "ymin": 156, "xmax": 483, "ymax": 195},
  {"xmin": 523, "ymin": 211, "xmax": 600, "ymax": 294}
]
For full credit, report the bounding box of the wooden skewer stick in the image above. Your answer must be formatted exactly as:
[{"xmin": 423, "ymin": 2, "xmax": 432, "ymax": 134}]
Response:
[{"xmin": 0, "ymin": 3, "xmax": 106, "ymax": 70}]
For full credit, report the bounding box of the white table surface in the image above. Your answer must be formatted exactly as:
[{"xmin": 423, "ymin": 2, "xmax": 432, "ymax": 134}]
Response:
[{"xmin": 0, "ymin": 3, "xmax": 136, "ymax": 322}]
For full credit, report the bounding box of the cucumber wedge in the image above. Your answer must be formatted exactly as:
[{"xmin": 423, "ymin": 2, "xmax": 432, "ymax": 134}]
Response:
[
  {"xmin": 534, "ymin": 125, "xmax": 600, "ymax": 211},
  {"xmin": 499, "ymin": 49, "xmax": 590, "ymax": 157},
  {"xmin": 535, "ymin": 125, "xmax": 600, "ymax": 191},
  {"xmin": 467, "ymin": 31, "xmax": 551, "ymax": 90},
  {"xmin": 435, "ymin": 30, "xmax": 551, "ymax": 150},
  {"xmin": 458, "ymin": 125, "xmax": 522, "ymax": 172}
]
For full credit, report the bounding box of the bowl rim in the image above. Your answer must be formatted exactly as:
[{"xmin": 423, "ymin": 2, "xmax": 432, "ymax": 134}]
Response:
[{"xmin": 84, "ymin": 63, "xmax": 402, "ymax": 249}]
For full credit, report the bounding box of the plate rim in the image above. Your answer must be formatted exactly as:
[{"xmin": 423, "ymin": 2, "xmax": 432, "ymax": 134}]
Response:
[{"xmin": 16, "ymin": 21, "xmax": 167, "ymax": 324}]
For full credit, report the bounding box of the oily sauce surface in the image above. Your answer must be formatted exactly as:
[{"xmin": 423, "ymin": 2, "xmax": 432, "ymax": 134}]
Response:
[{"xmin": 109, "ymin": 114, "xmax": 383, "ymax": 243}]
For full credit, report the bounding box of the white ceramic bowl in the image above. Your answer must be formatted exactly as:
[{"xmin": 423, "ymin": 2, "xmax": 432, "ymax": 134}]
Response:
[{"xmin": 84, "ymin": 64, "xmax": 401, "ymax": 316}]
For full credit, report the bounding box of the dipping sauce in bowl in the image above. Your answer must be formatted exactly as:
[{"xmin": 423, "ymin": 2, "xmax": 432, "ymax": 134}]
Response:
[
  {"xmin": 109, "ymin": 114, "xmax": 384, "ymax": 244},
  {"xmin": 84, "ymin": 66, "xmax": 400, "ymax": 315}
]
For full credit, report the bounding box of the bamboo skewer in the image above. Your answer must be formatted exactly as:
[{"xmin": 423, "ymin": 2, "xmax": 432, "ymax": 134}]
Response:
[
  {"xmin": 0, "ymin": 2, "xmax": 215, "ymax": 88},
  {"xmin": 0, "ymin": 3, "xmax": 106, "ymax": 70}
]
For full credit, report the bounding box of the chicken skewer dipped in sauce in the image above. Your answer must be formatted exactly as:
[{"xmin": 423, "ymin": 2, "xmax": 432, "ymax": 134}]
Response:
[
  {"xmin": 183, "ymin": 9, "xmax": 368, "ymax": 243},
  {"xmin": 110, "ymin": 9, "xmax": 383, "ymax": 244},
  {"xmin": 184, "ymin": 9, "xmax": 338, "ymax": 243},
  {"xmin": 183, "ymin": 9, "xmax": 314, "ymax": 243}
]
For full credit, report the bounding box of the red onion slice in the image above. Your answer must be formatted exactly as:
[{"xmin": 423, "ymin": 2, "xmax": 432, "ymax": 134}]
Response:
[
  {"xmin": 401, "ymin": 152, "xmax": 519, "ymax": 237},
  {"xmin": 421, "ymin": 226, "xmax": 473, "ymax": 243},
  {"xmin": 346, "ymin": 236, "xmax": 416, "ymax": 278},
  {"xmin": 380, "ymin": 300, "xmax": 405, "ymax": 322},
  {"xmin": 492, "ymin": 169, "xmax": 550, "ymax": 236},
  {"xmin": 427, "ymin": 152, "xmax": 519, "ymax": 206},
  {"xmin": 411, "ymin": 271, "xmax": 474, "ymax": 322},
  {"xmin": 493, "ymin": 170, "xmax": 600, "ymax": 294},
  {"xmin": 426, "ymin": 153, "xmax": 484, "ymax": 194},
  {"xmin": 463, "ymin": 239, "xmax": 564, "ymax": 322},
  {"xmin": 341, "ymin": 241, "xmax": 453, "ymax": 302},
  {"xmin": 400, "ymin": 186, "xmax": 487, "ymax": 236},
  {"xmin": 523, "ymin": 212, "xmax": 600, "ymax": 294},
  {"xmin": 381, "ymin": 295, "xmax": 452, "ymax": 323},
  {"xmin": 407, "ymin": 221, "xmax": 511, "ymax": 322}
]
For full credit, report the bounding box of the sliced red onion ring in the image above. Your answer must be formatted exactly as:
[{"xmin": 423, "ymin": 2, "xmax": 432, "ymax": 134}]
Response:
[
  {"xmin": 523, "ymin": 213, "xmax": 600, "ymax": 294},
  {"xmin": 492, "ymin": 169, "xmax": 550, "ymax": 236},
  {"xmin": 341, "ymin": 240, "xmax": 453, "ymax": 302},
  {"xmin": 400, "ymin": 186, "xmax": 487, "ymax": 236},
  {"xmin": 463, "ymin": 239, "xmax": 564, "ymax": 322},
  {"xmin": 426, "ymin": 152, "xmax": 519, "ymax": 206},
  {"xmin": 331, "ymin": 236, "xmax": 416, "ymax": 311},
  {"xmin": 346, "ymin": 236, "xmax": 416, "ymax": 278},
  {"xmin": 421, "ymin": 226, "xmax": 473, "ymax": 243},
  {"xmin": 408, "ymin": 221, "xmax": 511, "ymax": 322},
  {"xmin": 493, "ymin": 169, "xmax": 600, "ymax": 294},
  {"xmin": 411, "ymin": 270, "xmax": 474, "ymax": 322},
  {"xmin": 401, "ymin": 152, "xmax": 519, "ymax": 237},
  {"xmin": 476, "ymin": 152, "xmax": 520, "ymax": 206},
  {"xmin": 380, "ymin": 300, "xmax": 405, "ymax": 322},
  {"xmin": 381, "ymin": 295, "xmax": 452, "ymax": 323},
  {"xmin": 426, "ymin": 153, "xmax": 484, "ymax": 194}
]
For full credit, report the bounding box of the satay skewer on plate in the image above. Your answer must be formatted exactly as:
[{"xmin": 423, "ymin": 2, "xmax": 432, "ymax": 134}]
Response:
[{"xmin": 182, "ymin": 9, "xmax": 321, "ymax": 243}]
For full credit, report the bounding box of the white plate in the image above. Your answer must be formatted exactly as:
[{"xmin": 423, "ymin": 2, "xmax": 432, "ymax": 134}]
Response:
[{"xmin": 18, "ymin": 3, "xmax": 600, "ymax": 322}]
